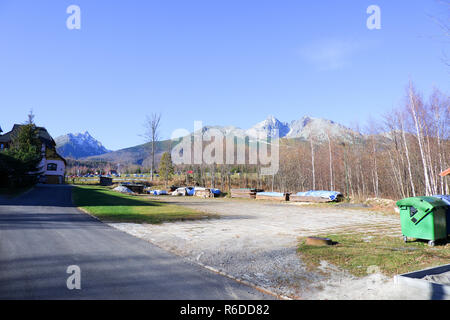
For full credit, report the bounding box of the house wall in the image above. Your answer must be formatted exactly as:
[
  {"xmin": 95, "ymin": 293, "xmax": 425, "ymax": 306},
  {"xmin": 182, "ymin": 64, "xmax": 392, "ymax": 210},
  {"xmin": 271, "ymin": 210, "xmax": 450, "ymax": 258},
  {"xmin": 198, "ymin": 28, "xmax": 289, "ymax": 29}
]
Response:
[
  {"xmin": 45, "ymin": 159, "xmax": 66, "ymax": 176},
  {"xmin": 40, "ymin": 144, "xmax": 66, "ymax": 184}
]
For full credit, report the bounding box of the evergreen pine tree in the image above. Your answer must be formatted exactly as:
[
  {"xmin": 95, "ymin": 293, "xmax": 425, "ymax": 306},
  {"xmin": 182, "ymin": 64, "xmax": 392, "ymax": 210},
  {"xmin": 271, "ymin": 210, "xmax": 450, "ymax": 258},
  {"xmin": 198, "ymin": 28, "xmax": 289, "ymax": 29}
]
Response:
[
  {"xmin": 3, "ymin": 123, "xmax": 43, "ymax": 186},
  {"xmin": 159, "ymin": 152, "xmax": 174, "ymax": 188}
]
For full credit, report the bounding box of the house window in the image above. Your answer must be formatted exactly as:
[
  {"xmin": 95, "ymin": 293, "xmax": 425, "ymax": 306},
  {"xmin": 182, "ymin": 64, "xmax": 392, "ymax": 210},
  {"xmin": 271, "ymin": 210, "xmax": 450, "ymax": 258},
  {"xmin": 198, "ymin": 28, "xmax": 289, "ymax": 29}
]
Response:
[{"xmin": 47, "ymin": 163, "xmax": 57, "ymax": 171}]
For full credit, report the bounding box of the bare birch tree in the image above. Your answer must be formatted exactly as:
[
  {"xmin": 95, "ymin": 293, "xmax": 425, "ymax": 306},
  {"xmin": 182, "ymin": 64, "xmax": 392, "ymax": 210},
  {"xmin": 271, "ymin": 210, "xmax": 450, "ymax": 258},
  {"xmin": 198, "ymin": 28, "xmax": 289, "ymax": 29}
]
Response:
[
  {"xmin": 407, "ymin": 83, "xmax": 432, "ymax": 195},
  {"xmin": 399, "ymin": 111, "xmax": 416, "ymax": 197},
  {"xmin": 144, "ymin": 113, "xmax": 161, "ymax": 181},
  {"xmin": 326, "ymin": 131, "xmax": 334, "ymax": 191},
  {"xmin": 310, "ymin": 136, "xmax": 316, "ymax": 190}
]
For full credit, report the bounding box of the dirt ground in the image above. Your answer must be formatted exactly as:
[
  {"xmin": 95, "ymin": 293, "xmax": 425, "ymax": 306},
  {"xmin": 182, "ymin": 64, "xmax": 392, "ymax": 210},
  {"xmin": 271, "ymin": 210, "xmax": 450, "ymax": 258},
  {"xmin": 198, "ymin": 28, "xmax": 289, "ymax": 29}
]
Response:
[{"xmin": 110, "ymin": 196, "xmax": 429, "ymax": 300}]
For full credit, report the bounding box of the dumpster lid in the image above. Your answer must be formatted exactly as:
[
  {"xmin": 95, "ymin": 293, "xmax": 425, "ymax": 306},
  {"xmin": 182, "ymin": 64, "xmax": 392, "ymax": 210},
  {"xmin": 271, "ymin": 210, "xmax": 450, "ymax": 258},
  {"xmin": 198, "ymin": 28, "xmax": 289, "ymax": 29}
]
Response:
[
  {"xmin": 396, "ymin": 196, "xmax": 449, "ymax": 211},
  {"xmin": 432, "ymin": 195, "xmax": 450, "ymax": 206}
]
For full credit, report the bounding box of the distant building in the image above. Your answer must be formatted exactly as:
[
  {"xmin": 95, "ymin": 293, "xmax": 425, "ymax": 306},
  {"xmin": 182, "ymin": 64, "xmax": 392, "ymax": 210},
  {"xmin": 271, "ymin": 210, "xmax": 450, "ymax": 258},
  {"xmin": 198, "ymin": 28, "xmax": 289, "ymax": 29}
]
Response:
[{"xmin": 0, "ymin": 124, "xmax": 67, "ymax": 184}]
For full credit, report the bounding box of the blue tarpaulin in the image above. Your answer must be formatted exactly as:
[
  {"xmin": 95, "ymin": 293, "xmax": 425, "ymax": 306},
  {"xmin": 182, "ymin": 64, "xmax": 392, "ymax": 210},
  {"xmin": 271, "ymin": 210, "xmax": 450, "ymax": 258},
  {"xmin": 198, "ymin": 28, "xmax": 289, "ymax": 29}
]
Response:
[
  {"xmin": 295, "ymin": 190, "xmax": 342, "ymax": 201},
  {"xmin": 210, "ymin": 188, "xmax": 221, "ymax": 195},
  {"xmin": 256, "ymin": 192, "xmax": 285, "ymax": 197},
  {"xmin": 148, "ymin": 190, "xmax": 168, "ymax": 195}
]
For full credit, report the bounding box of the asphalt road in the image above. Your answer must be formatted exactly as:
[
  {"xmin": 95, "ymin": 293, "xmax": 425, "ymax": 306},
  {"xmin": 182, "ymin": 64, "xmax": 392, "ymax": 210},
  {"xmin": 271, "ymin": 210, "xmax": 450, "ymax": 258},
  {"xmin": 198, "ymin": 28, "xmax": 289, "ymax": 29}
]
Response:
[{"xmin": 0, "ymin": 184, "xmax": 269, "ymax": 300}]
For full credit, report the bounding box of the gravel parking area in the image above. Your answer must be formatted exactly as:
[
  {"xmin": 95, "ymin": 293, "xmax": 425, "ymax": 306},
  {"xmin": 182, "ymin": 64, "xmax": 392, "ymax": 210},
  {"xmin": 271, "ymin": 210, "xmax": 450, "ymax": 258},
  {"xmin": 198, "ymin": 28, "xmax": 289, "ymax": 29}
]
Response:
[{"xmin": 110, "ymin": 196, "xmax": 417, "ymax": 299}]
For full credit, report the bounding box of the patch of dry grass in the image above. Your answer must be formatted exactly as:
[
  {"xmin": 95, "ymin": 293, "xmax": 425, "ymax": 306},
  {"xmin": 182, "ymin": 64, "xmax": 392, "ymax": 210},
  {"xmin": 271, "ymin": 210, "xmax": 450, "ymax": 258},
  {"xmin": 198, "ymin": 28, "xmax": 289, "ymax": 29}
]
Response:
[{"xmin": 298, "ymin": 233, "xmax": 450, "ymax": 277}]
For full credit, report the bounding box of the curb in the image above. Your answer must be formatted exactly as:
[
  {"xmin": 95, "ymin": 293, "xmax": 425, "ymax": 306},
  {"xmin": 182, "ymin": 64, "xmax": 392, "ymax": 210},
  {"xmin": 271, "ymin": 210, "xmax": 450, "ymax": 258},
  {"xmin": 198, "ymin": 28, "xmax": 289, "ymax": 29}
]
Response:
[
  {"xmin": 198, "ymin": 263, "xmax": 296, "ymax": 300},
  {"xmin": 77, "ymin": 206, "xmax": 104, "ymax": 222},
  {"xmin": 394, "ymin": 264, "xmax": 450, "ymax": 300}
]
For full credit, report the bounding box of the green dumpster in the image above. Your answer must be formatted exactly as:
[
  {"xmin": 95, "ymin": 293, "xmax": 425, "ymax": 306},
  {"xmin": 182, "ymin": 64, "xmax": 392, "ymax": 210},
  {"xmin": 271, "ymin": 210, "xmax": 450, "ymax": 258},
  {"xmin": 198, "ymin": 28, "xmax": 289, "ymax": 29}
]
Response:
[{"xmin": 396, "ymin": 196, "xmax": 448, "ymax": 246}]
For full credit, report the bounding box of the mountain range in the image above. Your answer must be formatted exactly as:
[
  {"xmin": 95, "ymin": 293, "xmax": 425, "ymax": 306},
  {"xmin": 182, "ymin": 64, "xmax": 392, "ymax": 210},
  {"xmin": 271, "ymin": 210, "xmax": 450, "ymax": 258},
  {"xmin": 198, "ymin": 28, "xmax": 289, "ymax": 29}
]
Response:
[
  {"xmin": 56, "ymin": 115, "xmax": 361, "ymax": 164},
  {"xmin": 246, "ymin": 115, "xmax": 357, "ymax": 141},
  {"xmin": 55, "ymin": 132, "xmax": 111, "ymax": 159},
  {"xmin": 196, "ymin": 115, "xmax": 358, "ymax": 140}
]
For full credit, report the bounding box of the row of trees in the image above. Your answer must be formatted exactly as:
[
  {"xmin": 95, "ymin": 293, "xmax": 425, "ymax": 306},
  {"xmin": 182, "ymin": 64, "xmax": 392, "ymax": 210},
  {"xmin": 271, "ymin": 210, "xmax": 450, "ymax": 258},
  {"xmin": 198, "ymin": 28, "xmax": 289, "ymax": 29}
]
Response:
[
  {"xmin": 282, "ymin": 85, "xmax": 448, "ymax": 199},
  {"xmin": 65, "ymin": 159, "xmax": 112, "ymax": 176},
  {"xmin": 380, "ymin": 84, "xmax": 449, "ymax": 198},
  {"xmin": 165, "ymin": 84, "xmax": 448, "ymax": 200}
]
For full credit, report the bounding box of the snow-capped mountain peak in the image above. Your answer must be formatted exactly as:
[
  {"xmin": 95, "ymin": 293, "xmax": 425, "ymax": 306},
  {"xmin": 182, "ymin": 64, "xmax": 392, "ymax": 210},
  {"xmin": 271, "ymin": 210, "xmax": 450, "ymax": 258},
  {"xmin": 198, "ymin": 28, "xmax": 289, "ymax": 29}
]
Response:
[
  {"xmin": 197, "ymin": 115, "xmax": 359, "ymax": 142},
  {"xmin": 246, "ymin": 115, "xmax": 290, "ymax": 138},
  {"xmin": 55, "ymin": 131, "xmax": 111, "ymax": 159},
  {"xmin": 286, "ymin": 116, "xmax": 356, "ymax": 141}
]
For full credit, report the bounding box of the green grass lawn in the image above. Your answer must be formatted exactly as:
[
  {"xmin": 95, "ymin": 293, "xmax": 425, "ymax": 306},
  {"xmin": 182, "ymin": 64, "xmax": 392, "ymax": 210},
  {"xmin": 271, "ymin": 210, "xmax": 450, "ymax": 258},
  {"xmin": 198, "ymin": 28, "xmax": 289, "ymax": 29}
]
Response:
[
  {"xmin": 298, "ymin": 233, "xmax": 450, "ymax": 277},
  {"xmin": 72, "ymin": 185, "xmax": 215, "ymax": 224}
]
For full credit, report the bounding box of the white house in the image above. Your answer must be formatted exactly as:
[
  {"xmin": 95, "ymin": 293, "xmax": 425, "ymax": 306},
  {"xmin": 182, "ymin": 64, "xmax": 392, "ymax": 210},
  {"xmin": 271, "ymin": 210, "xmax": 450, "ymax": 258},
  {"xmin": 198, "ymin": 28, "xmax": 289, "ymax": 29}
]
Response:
[{"xmin": 0, "ymin": 124, "xmax": 67, "ymax": 184}]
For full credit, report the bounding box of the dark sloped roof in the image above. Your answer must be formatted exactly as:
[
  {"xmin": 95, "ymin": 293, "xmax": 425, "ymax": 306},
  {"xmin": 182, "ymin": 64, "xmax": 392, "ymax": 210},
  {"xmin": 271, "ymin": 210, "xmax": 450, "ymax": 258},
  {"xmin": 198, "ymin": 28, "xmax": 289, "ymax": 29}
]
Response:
[
  {"xmin": 0, "ymin": 124, "xmax": 56, "ymax": 147},
  {"xmin": 45, "ymin": 147, "xmax": 67, "ymax": 165}
]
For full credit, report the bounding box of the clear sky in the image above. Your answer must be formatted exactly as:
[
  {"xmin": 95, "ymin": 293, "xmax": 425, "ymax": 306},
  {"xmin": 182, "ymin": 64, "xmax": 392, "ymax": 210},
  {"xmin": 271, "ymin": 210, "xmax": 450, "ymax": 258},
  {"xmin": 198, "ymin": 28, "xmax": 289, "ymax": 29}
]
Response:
[{"xmin": 1, "ymin": 0, "xmax": 449, "ymax": 150}]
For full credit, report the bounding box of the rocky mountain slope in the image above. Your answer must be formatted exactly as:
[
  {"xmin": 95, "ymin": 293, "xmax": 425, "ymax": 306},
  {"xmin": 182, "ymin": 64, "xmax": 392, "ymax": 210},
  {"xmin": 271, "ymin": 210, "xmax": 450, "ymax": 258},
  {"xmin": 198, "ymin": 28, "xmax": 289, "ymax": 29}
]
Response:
[{"xmin": 55, "ymin": 132, "xmax": 111, "ymax": 159}]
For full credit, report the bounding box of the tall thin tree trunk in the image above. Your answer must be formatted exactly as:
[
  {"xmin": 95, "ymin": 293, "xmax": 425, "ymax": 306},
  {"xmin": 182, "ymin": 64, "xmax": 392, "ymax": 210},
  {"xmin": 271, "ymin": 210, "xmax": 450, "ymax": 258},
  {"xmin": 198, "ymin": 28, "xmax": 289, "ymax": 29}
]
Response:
[
  {"xmin": 408, "ymin": 84, "xmax": 431, "ymax": 195},
  {"xmin": 151, "ymin": 140, "xmax": 155, "ymax": 181},
  {"xmin": 310, "ymin": 138, "xmax": 316, "ymax": 190},
  {"xmin": 371, "ymin": 139, "xmax": 379, "ymax": 197},
  {"xmin": 327, "ymin": 133, "xmax": 333, "ymax": 190},
  {"xmin": 400, "ymin": 115, "xmax": 416, "ymax": 197}
]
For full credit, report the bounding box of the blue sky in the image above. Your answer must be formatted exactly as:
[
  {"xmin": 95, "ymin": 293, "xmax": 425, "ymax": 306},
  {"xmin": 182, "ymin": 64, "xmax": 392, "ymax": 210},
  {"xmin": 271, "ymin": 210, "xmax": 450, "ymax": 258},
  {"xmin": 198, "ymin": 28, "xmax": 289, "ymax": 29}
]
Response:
[{"xmin": 1, "ymin": 0, "xmax": 448, "ymax": 150}]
